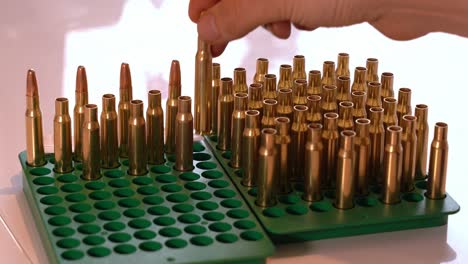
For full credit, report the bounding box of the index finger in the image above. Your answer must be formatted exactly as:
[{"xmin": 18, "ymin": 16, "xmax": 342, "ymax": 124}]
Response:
[{"xmin": 189, "ymin": 0, "xmax": 221, "ymax": 22}]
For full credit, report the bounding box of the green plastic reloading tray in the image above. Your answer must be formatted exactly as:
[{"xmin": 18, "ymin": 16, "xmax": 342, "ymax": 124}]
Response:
[{"xmin": 20, "ymin": 141, "xmax": 274, "ymax": 264}]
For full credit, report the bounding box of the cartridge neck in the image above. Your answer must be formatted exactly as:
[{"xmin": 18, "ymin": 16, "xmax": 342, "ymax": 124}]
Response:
[
  {"xmin": 55, "ymin": 98, "xmax": 69, "ymax": 115},
  {"xmin": 324, "ymin": 114, "xmax": 338, "ymax": 131},
  {"xmin": 197, "ymin": 37, "xmax": 211, "ymax": 52},
  {"xmin": 293, "ymin": 106, "xmax": 307, "ymax": 125},
  {"xmin": 307, "ymin": 123, "xmax": 323, "ymax": 143},
  {"xmin": 308, "ymin": 70, "xmax": 321, "ymax": 87},
  {"xmin": 337, "ymin": 76, "xmax": 350, "ymax": 94},
  {"xmin": 366, "ymin": 58, "xmax": 379, "ymax": 81},
  {"xmin": 279, "ymin": 65, "xmax": 292, "ymax": 85},
  {"xmin": 381, "ymin": 72, "xmax": 394, "ymax": 96},
  {"xmin": 75, "ymin": 91, "xmax": 88, "ymax": 106},
  {"xmin": 178, "ymin": 96, "xmax": 192, "ymax": 113},
  {"xmin": 294, "ymin": 79, "xmax": 307, "ymax": 96},
  {"xmin": 234, "ymin": 68, "xmax": 246, "ymax": 87},
  {"xmin": 339, "ymin": 102, "xmax": 353, "ymax": 121},
  {"xmin": 367, "ymin": 82, "xmax": 381, "ymax": 100},
  {"xmin": 256, "ymin": 58, "xmax": 268, "ymax": 75},
  {"xmin": 130, "ymin": 100, "xmax": 144, "ymax": 117},
  {"xmin": 307, "ymin": 95, "xmax": 321, "ymax": 112},
  {"xmin": 434, "ymin": 122, "xmax": 448, "ymax": 141},
  {"xmin": 263, "ymin": 99, "xmax": 277, "ymax": 118},
  {"xmin": 264, "ymin": 74, "xmax": 277, "ymax": 93},
  {"xmin": 386, "ymin": 126, "xmax": 402, "ymax": 145},
  {"xmin": 26, "ymin": 96, "xmax": 40, "ymax": 110},
  {"xmin": 245, "ymin": 111, "xmax": 260, "ymax": 129},
  {"xmin": 148, "ymin": 90, "xmax": 162, "ymax": 108},
  {"xmin": 213, "ymin": 63, "xmax": 220, "ymax": 80},
  {"xmin": 234, "ymin": 93, "xmax": 248, "ymax": 111},
  {"xmin": 323, "ymin": 85, "xmax": 337, "ymax": 103},
  {"xmin": 221, "ymin": 78, "xmax": 233, "ymax": 96},
  {"xmin": 354, "ymin": 67, "xmax": 367, "ymax": 84},
  {"xmin": 370, "ymin": 108, "xmax": 384, "ymax": 125},
  {"xmin": 102, "ymin": 94, "xmax": 116, "ymax": 112},
  {"xmin": 336, "ymin": 53, "xmax": 349, "ymax": 74},
  {"xmin": 352, "ymin": 92, "xmax": 366, "ymax": 108},
  {"xmin": 355, "ymin": 119, "xmax": 370, "ymax": 137},
  {"xmin": 415, "ymin": 104, "xmax": 428, "ymax": 123},
  {"xmin": 248, "ymin": 84, "xmax": 263, "ymax": 101},
  {"xmin": 261, "ymin": 128, "xmax": 277, "ymax": 148},
  {"xmin": 277, "ymin": 89, "xmax": 292, "ymax": 107},
  {"xmin": 402, "ymin": 116, "xmax": 417, "ymax": 134},
  {"xmin": 275, "ymin": 117, "xmax": 290, "ymax": 136},
  {"xmin": 322, "ymin": 61, "xmax": 336, "ymax": 84},
  {"xmin": 293, "ymin": 56, "xmax": 305, "ymax": 75},
  {"xmin": 398, "ymin": 88, "xmax": 412, "ymax": 107},
  {"xmin": 340, "ymin": 131, "xmax": 356, "ymax": 151},
  {"xmin": 383, "ymin": 98, "xmax": 397, "ymax": 115},
  {"xmin": 84, "ymin": 104, "xmax": 98, "ymax": 122}
]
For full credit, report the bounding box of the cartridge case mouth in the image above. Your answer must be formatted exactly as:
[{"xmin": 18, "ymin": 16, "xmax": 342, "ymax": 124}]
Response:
[
  {"xmin": 382, "ymin": 72, "xmax": 393, "ymax": 77},
  {"xmin": 56, "ymin": 97, "xmax": 68, "ymax": 102},
  {"xmin": 356, "ymin": 118, "xmax": 371, "ymax": 125},
  {"xmin": 324, "ymin": 61, "xmax": 334, "ymax": 66},
  {"xmin": 388, "ymin": 125, "xmax": 403, "ymax": 133},
  {"xmin": 234, "ymin": 92, "xmax": 248, "ymax": 98},
  {"xmin": 339, "ymin": 52, "xmax": 349, "ymax": 57},
  {"xmin": 294, "ymin": 55, "xmax": 305, "ymax": 59},
  {"xmin": 402, "ymin": 115, "xmax": 417, "ymax": 122},
  {"xmin": 341, "ymin": 130, "xmax": 356, "ymax": 137},
  {"xmin": 246, "ymin": 110, "xmax": 260, "ymax": 116},
  {"xmin": 131, "ymin": 99, "xmax": 143, "ymax": 105},
  {"xmin": 323, "ymin": 85, "xmax": 337, "ymax": 91},
  {"xmin": 352, "ymin": 91, "xmax": 366, "ymax": 97},
  {"xmin": 356, "ymin": 66, "xmax": 367, "ymax": 71},
  {"xmin": 308, "ymin": 123, "xmax": 323, "ymax": 129},
  {"xmin": 307, "ymin": 95, "xmax": 321, "ymax": 101},
  {"xmin": 258, "ymin": 58, "xmax": 268, "ymax": 62},
  {"xmin": 265, "ymin": 74, "xmax": 276, "ymax": 79},
  {"xmin": 399, "ymin": 88, "xmax": 411, "ymax": 94},
  {"xmin": 416, "ymin": 104, "xmax": 428, "ymax": 109},
  {"xmin": 383, "ymin": 97, "xmax": 397, "ymax": 103},
  {"xmin": 338, "ymin": 76, "xmax": 350, "ymax": 81},
  {"xmin": 149, "ymin": 90, "xmax": 161, "ymax": 96},
  {"xmin": 275, "ymin": 117, "xmax": 290, "ymax": 124},
  {"xmin": 293, "ymin": 105, "xmax": 308, "ymax": 112},
  {"xmin": 263, "ymin": 99, "xmax": 277, "ymax": 105},
  {"xmin": 367, "ymin": 58, "xmax": 378, "ymax": 62},
  {"xmin": 324, "ymin": 112, "xmax": 339, "ymax": 119},
  {"xmin": 221, "ymin": 77, "xmax": 233, "ymax": 82},
  {"xmin": 234, "ymin": 67, "xmax": 246, "ymax": 72},
  {"xmin": 281, "ymin": 64, "xmax": 292, "ymax": 69},
  {"xmin": 295, "ymin": 79, "xmax": 307, "ymax": 85},
  {"xmin": 339, "ymin": 101, "xmax": 353, "ymax": 108},
  {"xmin": 436, "ymin": 122, "xmax": 448, "ymax": 128},
  {"xmin": 85, "ymin": 104, "xmax": 97, "ymax": 109},
  {"xmin": 369, "ymin": 107, "xmax": 384, "ymax": 113},
  {"xmin": 103, "ymin": 94, "xmax": 115, "ymax": 99},
  {"xmin": 262, "ymin": 128, "xmax": 277, "ymax": 135},
  {"xmin": 309, "ymin": 70, "xmax": 320, "ymax": 75},
  {"xmin": 250, "ymin": 83, "xmax": 262, "ymax": 89},
  {"xmin": 213, "ymin": 63, "xmax": 220, "ymax": 67},
  {"xmin": 279, "ymin": 88, "xmax": 292, "ymax": 94},
  {"xmin": 369, "ymin": 81, "xmax": 381, "ymax": 87}
]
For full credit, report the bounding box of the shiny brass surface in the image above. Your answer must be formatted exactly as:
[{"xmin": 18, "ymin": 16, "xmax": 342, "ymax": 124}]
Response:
[
  {"xmin": 427, "ymin": 122, "xmax": 449, "ymax": 199},
  {"xmin": 351, "ymin": 66, "xmax": 367, "ymax": 92},
  {"xmin": 303, "ymin": 123, "xmax": 323, "ymax": 202},
  {"xmin": 253, "ymin": 58, "xmax": 269, "ymax": 84},
  {"xmin": 264, "ymin": 73, "xmax": 277, "ymax": 99},
  {"xmin": 233, "ymin": 67, "xmax": 248, "ymax": 93},
  {"xmin": 165, "ymin": 60, "xmax": 181, "ymax": 153},
  {"xmin": 335, "ymin": 130, "xmax": 356, "ymax": 209},
  {"xmin": 25, "ymin": 69, "xmax": 46, "ymax": 167},
  {"xmin": 175, "ymin": 96, "xmax": 194, "ymax": 171},
  {"xmin": 261, "ymin": 99, "xmax": 277, "ymax": 129},
  {"xmin": 382, "ymin": 97, "xmax": 398, "ymax": 130},
  {"xmin": 355, "ymin": 118, "xmax": 371, "ymax": 196},
  {"xmin": 381, "ymin": 126, "xmax": 403, "ymax": 204},
  {"xmin": 307, "ymin": 70, "xmax": 322, "ymax": 95},
  {"xmin": 100, "ymin": 94, "xmax": 119, "ymax": 169},
  {"xmin": 369, "ymin": 107, "xmax": 385, "ymax": 184},
  {"xmin": 54, "ymin": 98, "xmax": 73, "ymax": 173},
  {"xmin": 306, "ymin": 95, "xmax": 322, "ymax": 124},
  {"xmin": 366, "ymin": 81, "xmax": 382, "ymax": 114},
  {"xmin": 381, "ymin": 72, "xmax": 394, "ymax": 99},
  {"xmin": 82, "ymin": 104, "xmax": 101, "ymax": 180},
  {"xmin": 256, "ymin": 128, "xmax": 279, "ymax": 207},
  {"xmin": 73, "ymin": 65, "xmax": 88, "ymax": 162},
  {"xmin": 321, "ymin": 85, "xmax": 338, "ymax": 114},
  {"xmin": 322, "ymin": 61, "xmax": 336, "ymax": 86},
  {"xmin": 290, "ymin": 105, "xmax": 308, "ymax": 181},
  {"xmin": 278, "ymin": 64, "xmax": 293, "ymax": 90},
  {"xmin": 338, "ymin": 101, "xmax": 354, "ymax": 133},
  {"xmin": 277, "ymin": 88, "xmax": 293, "ymax": 121},
  {"xmin": 397, "ymin": 88, "xmax": 412, "ymax": 123},
  {"xmin": 275, "ymin": 117, "xmax": 292, "ymax": 194},
  {"xmin": 337, "ymin": 76, "xmax": 351, "ymax": 103},
  {"xmin": 217, "ymin": 77, "xmax": 234, "ymax": 151},
  {"xmin": 415, "ymin": 104, "xmax": 429, "ymax": 179},
  {"xmin": 292, "ymin": 55, "xmax": 306, "ymax": 81},
  {"xmin": 336, "ymin": 53, "xmax": 350, "ymax": 77},
  {"xmin": 241, "ymin": 110, "xmax": 261, "ymax": 187},
  {"xmin": 230, "ymin": 92, "xmax": 248, "ymax": 168},
  {"xmin": 293, "ymin": 79, "xmax": 307, "ymax": 105},
  {"xmin": 366, "ymin": 58, "xmax": 379, "ymax": 82},
  {"xmin": 118, "ymin": 63, "xmax": 132, "ymax": 158},
  {"xmin": 351, "ymin": 91, "xmax": 367, "ymax": 121},
  {"xmin": 194, "ymin": 37, "xmax": 213, "ymax": 135},
  {"xmin": 211, "ymin": 62, "xmax": 221, "ymax": 134},
  {"xmin": 147, "ymin": 90, "xmax": 164, "ymax": 165},
  {"xmin": 322, "ymin": 112, "xmax": 339, "ymax": 188},
  {"xmin": 128, "ymin": 100, "xmax": 147, "ymax": 176},
  {"xmin": 401, "ymin": 115, "xmax": 417, "ymax": 192},
  {"xmin": 248, "ymin": 83, "xmax": 264, "ymax": 115}
]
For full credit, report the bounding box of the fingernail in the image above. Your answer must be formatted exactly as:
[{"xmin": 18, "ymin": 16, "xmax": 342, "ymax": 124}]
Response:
[{"xmin": 198, "ymin": 13, "xmax": 220, "ymax": 42}]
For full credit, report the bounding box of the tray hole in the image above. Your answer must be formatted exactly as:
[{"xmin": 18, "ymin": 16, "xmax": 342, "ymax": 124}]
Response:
[
  {"xmin": 197, "ymin": 162, "xmax": 217, "ymax": 170},
  {"xmin": 278, "ymin": 194, "xmax": 300, "ymax": 205},
  {"xmin": 30, "ymin": 167, "xmax": 51, "ymax": 176},
  {"xmin": 44, "ymin": 206, "xmax": 66, "ymax": 216},
  {"xmin": 184, "ymin": 225, "xmax": 206, "ymax": 235},
  {"xmin": 165, "ymin": 239, "xmax": 187, "ymax": 249},
  {"xmin": 61, "ymin": 250, "xmax": 84, "ymax": 260},
  {"xmin": 61, "ymin": 184, "xmax": 83, "ymax": 193},
  {"xmin": 98, "ymin": 211, "xmax": 121, "ymax": 221},
  {"xmin": 161, "ymin": 184, "xmax": 182, "ymax": 193},
  {"xmin": 113, "ymin": 188, "xmax": 135, "ymax": 198},
  {"xmin": 133, "ymin": 176, "xmax": 153, "ymax": 185},
  {"xmin": 74, "ymin": 214, "xmax": 96, "ymax": 224},
  {"xmin": 180, "ymin": 172, "xmax": 200, "ymax": 181},
  {"xmin": 371, "ymin": 185, "xmax": 382, "ymax": 194},
  {"xmin": 69, "ymin": 203, "xmax": 92, "ymax": 213},
  {"xmin": 156, "ymin": 174, "xmax": 177, "ymax": 183},
  {"xmin": 87, "ymin": 247, "xmax": 111, "ymax": 258},
  {"xmin": 48, "ymin": 157, "xmax": 55, "ymax": 164},
  {"xmin": 166, "ymin": 155, "xmax": 176, "ymax": 162},
  {"xmin": 128, "ymin": 219, "xmax": 151, "ymax": 229},
  {"xmin": 220, "ymin": 199, "xmax": 242, "ymax": 208},
  {"xmin": 191, "ymin": 191, "xmax": 212, "ymax": 201},
  {"xmin": 159, "ymin": 227, "xmax": 182, "ymax": 237},
  {"xmin": 103, "ymin": 221, "xmax": 125, "ymax": 232},
  {"xmin": 124, "ymin": 208, "xmax": 145, "ymax": 218},
  {"xmin": 193, "ymin": 142, "xmax": 206, "ymax": 152},
  {"xmin": 139, "ymin": 241, "xmax": 162, "ymax": 252},
  {"xmin": 104, "ymin": 170, "xmax": 124, "ymax": 178},
  {"xmin": 216, "ymin": 233, "xmax": 238, "ymax": 243},
  {"xmin": 194, "ymin": 153, "xmax": 211, "ymax": 161},
  {"xmin": 48, "ymin": 216, "xmax": 71, "ymax": 226},
  {"xmin": 83, "ymin": 235, "xmax": 105, "ymax": 246},
  {"xmin": 57, "ymin": 174, "xmax": 77, "ymax": 183},
  {"xmin": 403, "ymin": 193, "xmax": 424, "ymax": 202},
  {"xmin": 185, "ymin": 182, "xmax": 207, "ymax": 191},
  {"xmin": 203, "ymin": 212, "xmax": 225, "ymax": 221},
  {"xmin": 234, "ymin": 220, "xmax": 256, "ymax": 230},
  {"xmin": 154, "ymin": 216, "xmax": 176, "ymax": 226},
  {"xmin": 178, "ymin": 214, "xmax": 201, "ymax": 224},
  {"xmin": 121, "ymin": 160, "xmax": 129, "ymax": 166},
  {"xmin": 148, "ymin": 205, "xmax": 170, "ymax": 216},
  {"xmin": 209, "ymin": 135, "xmax": 218, "ymax": 142},
  {"xmin": 75, "ymin": 164, "xmax": 83, "ymax": 171},
  {"xmin": 53, "ymin": 227, "xmax": 75, "ymax": 237},
  {"xmin": 85, "ymin": 181, "xmax": 106, "ymax": 190},
  {"xmin": 137, "ymin": 186, "xmax": 159, "ymax": 195},
  {"xmin": 356, "ymin": 197, "xmax": 378, "ymax": 207},
  {"xmin": 41, "ymin": 195, "xmax": 63, "ymax": 205},
  {"xmin": 65, "ymin": 193, "xmax": 86, "ymax": 203},
  {"xmin": 196, "ymin": 201, "xmax": 219, "ymax": 211},
  {"xmin": 310, "ymin": 202, "xmax": 333, "ymax": 212},
  {"xmin": 293, "ymin": 183, "xmax": 305, "ymax": 192},
  {"xmin": 109, "ymin": 233, "xmax": 131, "ymax": 243},
  {"xmin": 263, "ymin": 207, "xmax": 285, "ymax": 218},
  {"xmin": 33, "ymin": 177, "xmax": 54, "ymax": 186},
  {"xmin": 78, "ymin": 224, "xmax": 101, "ymax": 235},
  {"xmin": 201, "ymin": 170, "xmax": 223, "ymax": 179},
  {"xmin": 134, "ymin": 230, "xmax": 156, "ymax": 240},
  {"xmin": 324, "ymin": 190, "xmax": 336, "ymax": 199},
  {"xmin": 208, "ymin": 179, "xmax": 229, "ymax": 189},
  {"xmin": 108, "ymin": 179, "xmax": 130, "ymax": 188},
  {"xmin": 286, "ymin": 205, "xmax": 308, "ymax": 215},
  {"xmin": 416, "ymin": 181, "xmax": 427, "ymax": 190},
  {"xmin": 173, "ymin": 204, "xmax": 194, "ymax": 213},
  {"xmin": 234, "ymin": 169, "xmax": 242, "ymax": 178},
  {"xmin": 190, "ymin": 236, "xmax": 213, "ymax": 246},
  {"xmin": 118, "ymin": 198, "xmax": 140, "ymax": 208},
  {"xmin": 37, "ymin": 186, "xmax": 58, "ymax": 195},
  {"xmin": 214, "ymin": 189, "xmax": 236, "ymax": 199},
  {"xmin": 209, "ymin": 222, "xmax": 232, "ymax": 232},
  {"xmin": 240, "ymin": 231, "xmax": 264, "ymax": 241},
  {"xmin": 114, "ymin": 244, "xmax": 136, "ymax": 255},
  {"xmin": 248, "ymin": 188, "xmax": 258, "ymax": 197},
  {"xmin": 94, "ymin": 201, "xmax": 116, "ymax": 210},
  {"xmin": 143, "ymin": 195, "xmax": 164, "ymax": 205},
  {"xmin": 57, "ymin": 238, "xmax": 80, "ymax": 249},
  {"xmin": 151, "ymin": 165, "xmax": 171, "ymax": 174},
  {"xmin": 221, "ymin": 151, "xmax": 231, "ymax": 160},
  {"xmin": 227, "ymin": 209, "xmax": 249, "ymax": 219},
  {"xmin": 89, "ymin": 191, "xmax": 112, "ymax": 200}
]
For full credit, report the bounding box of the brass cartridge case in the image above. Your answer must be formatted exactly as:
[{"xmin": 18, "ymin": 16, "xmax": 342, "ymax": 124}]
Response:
[
  {"xmin": 337, "ymin": 76, "xmax": 351, "ymax": 103},
  {"xmin": 351, "ymin": 91, "xmax": 367, "ymax": 121},
  {"xmin": 366, "ymin": 58, "xmax": 379, "ymax": 82},
  {"xmin": 100, "ymin": 94, "xmax": 119, "ymax": 169},
  {"xmin": 322, "ymin": 112, "xmax": 340, "ymax": 188},
  {"xmin": 194, "ymin": 37, "xmax": 213, "ymax": 135},
  {"xmin": 217, "ymin": 77, "xmax": 234, "ymax": 151},
  {"xmin": 128, "ymin": 100, "xmax": 147, "ymax": 176},
  {"xmin": 147, "ymin": 90, "xmax": 164, "ymax": 165},
  {"xmin": 322, "ymin": 61, "xmax": 336, "ymax": 86},
  {"xmin": 351, "ymin": 66, "xmax": 367, "ymax": 92},
  {"xmin": 277, "ymin": 88, "xmax": 293, "ymax": 121},
  {"xmin": 335, "ymin": 130, "xmax": 356, "ymax": 209},
  {"xmin": 303, "ymin": 123, "xmax": 323, "ymax": 202},
  {"xmin": 381, "ymin": 126, "xmax": 403, "ymax": 204},
  {"xmin": 54, "ymin": 98, "xmax": 73, "ymax": 173},
  {"xmin": 381, "ymin": 72, "xmax": 394, "ymax": 99},
  {"xmin": 275, "ymin": 117, "xmax": 292, "ymax": 194},
  {"xmin": 336, "ymin": 53, "xmax": 350, "ymax": 77},
  {"xmin": 256, "ymin": 128, "xmax": 279, "ymax": 207},
  {"xmin": 290, "ymin": 105, "xmax": 308, "ymax": 181},
  {"xmin": 355, "ymin": 118, "xmax": 371, "ymax": 196},
  {"xmin": 427, "ymin": 122, "xmax": 449, "ymax": 199},
  {"xmin": 321, "ymin": 85, "xmax": 338, "ymax": 114},
  {"xmin": 231, "ymin": 92, "xmax": 249, "ymax": 168},
  {"xmin": 241, "ymin": 110, "xmax": 261, "ymax": 187},
  {"xmin": 306, "ymin": 95, "xmax": 322, "ymax": 124},
  {"xmin": 415, "ymin": 104, "xmax": 429, "ymax": 179},
  {"xmin": 82, "ymin": 104, "xmax": 101, "ymax": 180},
  {"xmin": 175, "ymin": 96, "xmax": 194, "ymax": 171},
  {"xmin": 253, "ymin": 58, "xmax": 269, "ymax": 84},
  {"xmin": 166, "ymin": 60, "xmax": 182, "ymax": 153},
  {"xmin": 366, "ymin": 81, "xmax": 382, "ymax": 114},
  {"xmin": 307, "ymin": 70, "xmax": 322, "ymax": 95},
  {"xmin": 118, "ymin": 63, "xmax": 132, "ymax": 158},
  {"xmin": 369, "ymin": 107, "xmax": 385, "ymax": 184},
  {"xmin": 401, "ymin": 115, "xmax": 417, "ymax": 192},
  {"xmin": 396, "ymin": 88, "xmax": 412, "ymax": 123},
  {"xmin": 293, "ymin": 79, "xmax": 308, "ymax": 105},
  {"xmin": 264, "ymin": 74, "xmax": 277, "ymax": 99},
  {"xmin": 338, "ymin": 101, "xmax": 354, "ymax": 133},
  {"xmin": 292, "ymin": 55, "xmax": 306, "ymax": 81},
  {"xmin": 25, "ymin": 69, "xmax": 46, "ymax": 167},
  {"xmin": 382, "ymin": 97, "xmax": 398, "ymax": 130},
  {"xmin": 211, "ymin": 63, "xmax": 221, "ymax": 134},
  {"xmin": 278, "ymin": 64, "xmax": 293, "ymax": 90},
  {"xmin": 74, "ymin": 66, "xmax": 89, "ymax": 162},
  {"xmin": 261, "ymin": 99, "xmax": 277, "ymax": 129},
  {"xmin": 248, "ymin": 83, "xmax": 264, "ymax": 115},
  {"xmin": 233, "ymin": 67, "xmax": 248, "ymax": 93}
]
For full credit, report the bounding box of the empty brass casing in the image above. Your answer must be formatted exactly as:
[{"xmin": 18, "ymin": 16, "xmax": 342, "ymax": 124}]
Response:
[
  {"xmin": 336, "ymin": 53, "xmax": 350, "ymax": 77},
  {"xmin": 211, "ymin": 63, "xmax": 221, "ymax": 134},
  {"xmin": 82, "ymin": 104, "xmax": 101, "ymax": 180},
  {"xmin": 256, "ymin": 128, "xmax": 279, "ymax": 207},
  {"xmin": 338, "ymin": 101, "xmax": 354, "ymax": 133},
  {"xmin": 231, "ymin": 92, "xmax": 249, "ymax": 168},
  {"xmin": 253, "ymin": 58, "xmax": 269, "ymax": 84},
  {"xmin": 335, "ymin": 130, "xmax": 356, "ymax": 209},
  {"xmin": 293, "ymin": 79, "xmax": 308, "ymax": 105},
  {"xmin": 118, "ymin": 63, "xmax": 132, "ymax": 158},
  {"xmin": 382, "ymin": 97, "xmax": 398, "ymax": 130},
  {"xmin": 175, "ymin": 96, "xmax": 194, "ymax": 171},
  {"xmin": 306, "ymin": 95, "xmax": 322, "ymax": 124},
  {"xmin": 382, "ymin": 126, "xmax": 403, "ymax": 204},
  {"xmin": 415, "ymin": 104, "xmax": 429, "ymax": 179},
  {"xmin": 397, "ymin": 88, "xmax": 412, "ymax": 123},
  {"xmin": 278, "ymin": 64, "xmax": 293, "ymax": 90},
  {"xmin": 128, "ymin": 100, "xmax": 147, "ymax": 176},
  {"xmin": 351, "ymin": 91, "xmax": 367, "ymax": 122},
  {"xmin": 366, "ymin": 58, "xmax": 379, "ymax": 82},
  {"xmin": 147, "ymin": 90, "xmax": 164, "ymax": 165},
  {"xmin": 381, "ymin": 72, "xmax": 394, "ymax": 99},
  {"xmin": 307, "ymin": 70, "xmax": 322, "ymax": 95},
  {"xmin": 322, "ymin": 113, "xmax": 339, "ymax": 188},
  {"xmin": 366, "ymin": 81, "xmax": 382, "ymax": 114},
  {"xmin": 217, "ymin": 78, "xmax": 234, "ymax": 151},
  {"xmin": 292, "ymin": 55, "xmax": 306, "ymax": 81},
  {"xmin": 54, "ymin": 98, "xmax": 73, "ymax": 173},
  {"xmin": 25, "ymin": 69, "xmax": 46, "ymax": 167},
  {"xmin": 264, "ymin": 74, "xmax": 277, "ymax": 99},
  {"xmin": 100, "ymin": 94, "xmax": 119, "ymax": 169},
  {"xmin": 290, "ymin": 105, "xmax": 309, "ymax": 181},
  {"xmin": 275, "ymin": 117, "xmax": 292, "ymax": 194},
  {"xmin": 337, "ymin": 76, "xmax": 351, "ymax": 103},
  {"xmin": 74, "ymin": 66, "xmax": 89, "ymax": 162},
  {"xmin": 401, "ymin": 115, "xmax": 418, "ymax": 192},
  {"xmin": 355, "ymin": 118, "xmax": 371, "ymax": 196},
  {"xmin": 261, "ymin": 99, "xmax": 277, "ymax": 129},
  {"xmin": 322, "ymin": 61, "xmax": 336, "ymax": 86},
  {"xmin": 242, "ymin": 110, "xmax": 261, "ymax": 187},
  {"xmin": 277, "ymin": 88, "xmax": 293, "ymax": 121},
  {"xmin": 166, "ymin": 60, "xmax": 182, "ymax": 153},
  {"xmin": 351, "ymin": 67, "xmax": 367, "ymax": 92},
  {"xmin": 248, "ymin": 83, "xmax": 263, "ymax": 115},
  {"xmin": 427, "ymin": 122, "xmax": 449, "ymax": 200},
  {"xmin": 233, "ymin": 67, "xmax": 248, "ymax": 93},
  {"xmin": 369, "ymin": 107, "xmax": 385, "ymax": 184},
  {"xmin": 303, "ymin": 123, "xmax": 323, "ymax": 202},
  {"xmin": 194, "ymin": 37, "xmax": 213, "ymax": 135},
  {"xmin": 321, "ymin": 85, "xmax": 338, "ymax": 114}
]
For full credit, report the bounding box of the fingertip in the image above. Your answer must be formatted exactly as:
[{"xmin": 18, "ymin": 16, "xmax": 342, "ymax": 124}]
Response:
[
  {"xmin": 211, "ymin": 43, "xmax": 228, "ymax": 57},
  {"xmin": 270, "ymin": 21, "xmax": 291, "ymax": 39},
  {"xmin": 197, "ymin": 13, "xmax": 221, "ymax": 42}
]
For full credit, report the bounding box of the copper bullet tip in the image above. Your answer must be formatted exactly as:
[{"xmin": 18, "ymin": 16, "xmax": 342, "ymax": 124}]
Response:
[
  {"xmin": 169, "ymin": 60, "xmax": 181, "ymax": 86},
  {"xmin": 26, "ymin": 69, "xmax": 39, "ymax": 97},
  {"xmin": 120, "ymin": 62, "xmax": 132, "ymax": 91},
  {"xmin": 75, "ymin": 65, "xmax": 88, "ymax": 93}
]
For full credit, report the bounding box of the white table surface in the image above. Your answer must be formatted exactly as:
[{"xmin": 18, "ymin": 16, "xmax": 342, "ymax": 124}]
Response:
[{"xmin": 1, "ymin": 1, "xmax": 467, "ymax": 263}]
